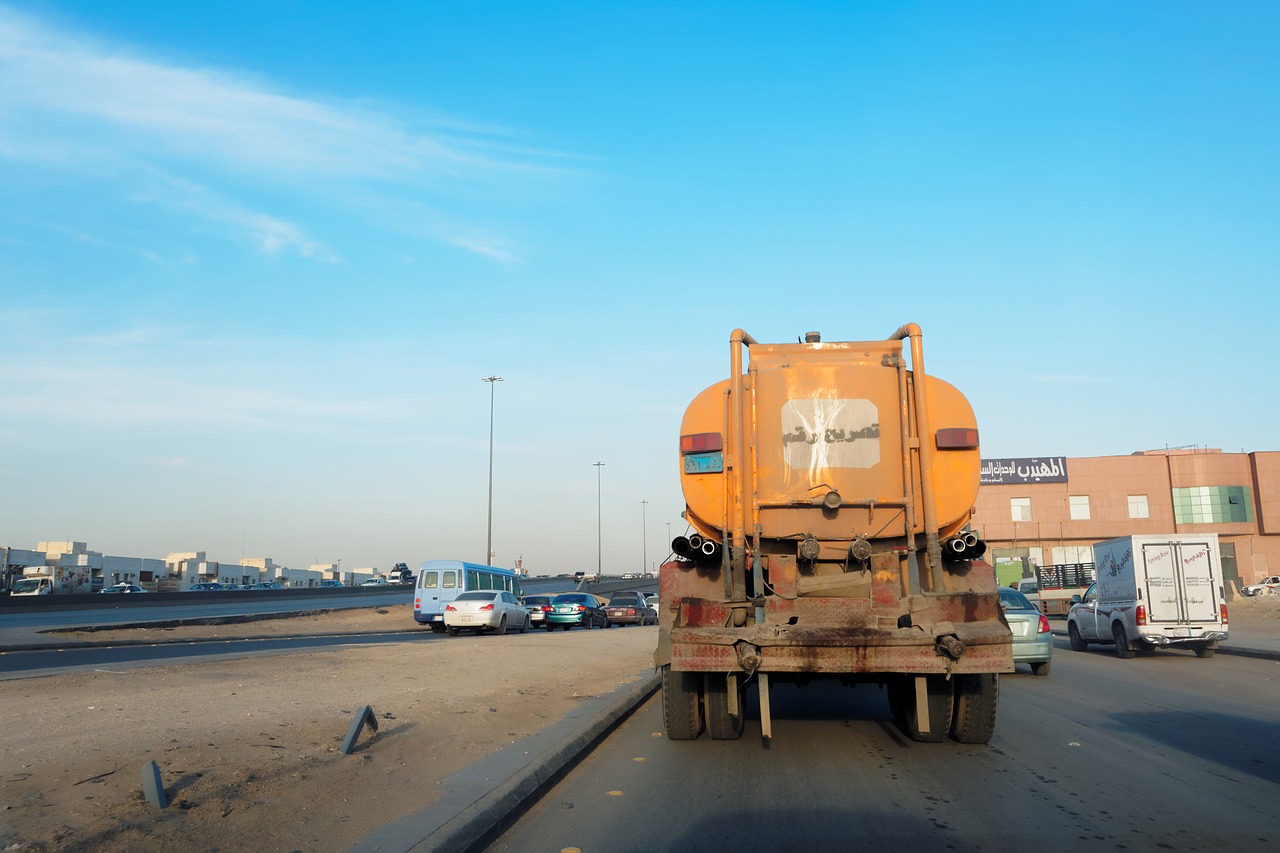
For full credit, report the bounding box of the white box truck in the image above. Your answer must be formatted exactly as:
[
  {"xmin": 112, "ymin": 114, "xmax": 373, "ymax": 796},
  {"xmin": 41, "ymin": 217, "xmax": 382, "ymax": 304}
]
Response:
[{"xmin": 1066, "ymin": 535, "xmax": 1228, "ymax": 659}]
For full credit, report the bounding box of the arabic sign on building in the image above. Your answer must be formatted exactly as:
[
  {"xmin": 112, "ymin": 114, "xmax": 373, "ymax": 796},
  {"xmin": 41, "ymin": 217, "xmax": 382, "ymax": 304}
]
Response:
[{"xmin": 980, "ymin": 456, "xmax": 1069, "ymax": 485}]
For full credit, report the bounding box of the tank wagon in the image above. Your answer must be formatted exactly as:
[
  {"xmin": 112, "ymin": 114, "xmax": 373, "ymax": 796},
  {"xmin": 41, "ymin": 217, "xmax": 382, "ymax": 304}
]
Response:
[{"xmin": 656, "ymin": 324, "xmax": 1013, "ymax": 742}]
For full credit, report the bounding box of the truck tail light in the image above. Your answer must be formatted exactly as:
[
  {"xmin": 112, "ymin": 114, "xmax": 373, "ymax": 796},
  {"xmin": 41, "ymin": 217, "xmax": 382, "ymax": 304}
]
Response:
[
  {"xmin": 1220, "ymin": 603, "xmax": 1228, "ymax": 625},
  {"xmin": 680, "ymin": 432, "xmax": 723, "ymax": 454},
  {"xmin": 935, "ymin": 428, "xmax": 979, "ymax": 449},
  {"xmin": 1135, "ymin": 605, "xmax": 1147, "ymax": 626},
  {"xmin": 1037, "ymin": 614, "xmax": 1051, "ymax": 635}
]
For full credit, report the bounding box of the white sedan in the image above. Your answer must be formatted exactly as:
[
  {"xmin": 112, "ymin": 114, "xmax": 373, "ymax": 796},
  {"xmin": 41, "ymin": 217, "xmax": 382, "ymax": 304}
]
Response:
[{"xmin": 444, "ymin": 591, "xmax": 531, "ymax": 636}]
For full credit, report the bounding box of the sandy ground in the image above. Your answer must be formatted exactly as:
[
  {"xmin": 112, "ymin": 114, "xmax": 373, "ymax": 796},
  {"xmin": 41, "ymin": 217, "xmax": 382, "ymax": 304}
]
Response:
[
  {"xmin": 3, "ymin": 597, "xmax": 1277, "ymax": 853},
  {"xmin": 0, "ymin": 604, "xmax": 658, "ymax": 853}
]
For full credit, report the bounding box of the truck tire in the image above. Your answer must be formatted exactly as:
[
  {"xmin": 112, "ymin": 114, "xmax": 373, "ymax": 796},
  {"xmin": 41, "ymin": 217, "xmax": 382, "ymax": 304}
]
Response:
[
  {"xmin": 1193, "ymin": 642, "xmax": 1217, "ymax": 658},
  {"xmin": 950, "ymin": 673, "xmax": 999, "ymax": 744},
  {"xmin": 1112, "ymin": 624, "xmax": 1135, "ymax": 659},
  {"xmin": 902, "ymin": 674, "xmax": 953, "ymax": 743},
  {"xmin": 704, "ymin": 674, "xmax": 745, "ymax": 740},
  {"xmin": 662, "ymin": 665, "xmax": 703, "ymax": 740},
  {"xmin": 886, "ymin": 679, "xmax": 907, "ymax": 724},
  {"xmin": 1067, "ymin": 622, "xmax": 1087, "ymax": 651}
]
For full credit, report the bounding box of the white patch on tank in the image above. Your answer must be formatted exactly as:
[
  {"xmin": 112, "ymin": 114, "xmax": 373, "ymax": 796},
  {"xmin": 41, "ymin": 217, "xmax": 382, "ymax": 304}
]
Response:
[{"xmin": 781, "ymin": 398, "xmax": 880, "ymax": 470}]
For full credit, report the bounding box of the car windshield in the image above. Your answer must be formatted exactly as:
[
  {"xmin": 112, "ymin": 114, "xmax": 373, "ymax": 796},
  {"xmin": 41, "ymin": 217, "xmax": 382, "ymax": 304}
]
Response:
[
  {"xmin": 523, "ymin": 596, "xmax": 551, "ymax": 606},
  {"xmin": 456, "ymin": 592, "xmax": 497, "ymax": 601},
  {"xmin": 998, "ymin": 588, "xmax": 1035, "ymax": 610},
  {"xmin": 609, "ymin": 595, "xmax": 640, "ymax": 605},
  {"xmin": 553, "ymin": 594, "xmax": 588, "ymax": 605}
]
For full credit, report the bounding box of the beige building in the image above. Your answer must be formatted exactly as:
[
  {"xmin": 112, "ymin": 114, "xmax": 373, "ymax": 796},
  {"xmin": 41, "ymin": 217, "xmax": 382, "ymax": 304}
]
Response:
[{"xmin": 971, "ymin": 448, "xmax": 1280, "ymax": 591}]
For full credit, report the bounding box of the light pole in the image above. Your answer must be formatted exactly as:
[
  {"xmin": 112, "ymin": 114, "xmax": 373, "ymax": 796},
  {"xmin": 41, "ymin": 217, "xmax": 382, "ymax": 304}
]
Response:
[
  {"xmin": 641, "ymin": 500, "xmax": 648, "ymax": 574},
  {"xmin": 483, "ymin": 375, "xmax": 503, "ymax": 565},
  {"xmin": 594, "ymin": 461, "xmax": 605, "ymax": 578}
]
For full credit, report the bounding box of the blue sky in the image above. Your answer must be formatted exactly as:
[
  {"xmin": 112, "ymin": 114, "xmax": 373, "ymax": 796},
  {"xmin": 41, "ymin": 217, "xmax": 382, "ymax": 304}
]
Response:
[{"xmin": 2, "ymin": 1, "xmax": 1276, "ymax": 575}]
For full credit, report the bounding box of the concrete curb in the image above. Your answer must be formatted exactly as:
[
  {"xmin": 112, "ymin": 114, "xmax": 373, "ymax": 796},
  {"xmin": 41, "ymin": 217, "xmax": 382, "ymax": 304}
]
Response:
[{"xmin": 352, "ymin": 674, "xmax": 661, "ymax": 853}]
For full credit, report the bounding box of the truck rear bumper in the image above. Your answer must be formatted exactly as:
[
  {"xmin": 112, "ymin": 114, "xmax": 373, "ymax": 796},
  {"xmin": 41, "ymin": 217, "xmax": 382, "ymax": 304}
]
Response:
[
  {"xmin": 665, "ymin": 622, "xmax": 1013, "ymax": 675},
  {"xmin": 1138, "ymin": 629, "xmax": 1227, "ymax": 646}
]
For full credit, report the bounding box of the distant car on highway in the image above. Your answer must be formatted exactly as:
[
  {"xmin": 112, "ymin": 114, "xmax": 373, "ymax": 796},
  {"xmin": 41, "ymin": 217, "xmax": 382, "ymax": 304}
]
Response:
[
  {"xmin": 645, "ymin": 594, "xmax": 660, "ymax": 618},
  {"xmin": 998, "ymin": 586, "xmax": 1053, "ymax": 676},
  {"xmin": 521, "ymin": 594, "xmax": 554, "ymax": 626},
  {"xmin": 187, "ymin": 582, "xmax": 226, "ymax": 592},
  {"xmin": 100, "ymin": 583, "xmax": 148, "ymax": 594},
  {"xmin": 603, "ymin": 591, "xmax": 656, "ymax": 627},
  {"xmin": 545, "ymin": 593, "xmax": 607, "ymax": 630},
  {"xmin": 319, "ymin": 579, "xmax": 344, "ymax": 588},
  {"xmin": 248, "ymin": 581, "xmax": 282, "ymax": 590},
  {"xmin": 362, "ymin": 577, "xmax": 389, "ymax": 587},
  {"xmin": 444, "ymin": 590, "xmax": 531, "ymax": 636}
]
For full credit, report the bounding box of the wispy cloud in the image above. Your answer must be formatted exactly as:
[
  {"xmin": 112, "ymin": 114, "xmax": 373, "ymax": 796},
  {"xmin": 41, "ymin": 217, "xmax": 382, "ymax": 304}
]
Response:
[{"xmin": 0, "ymin": 6, "xmax": 573, "ymax": 262}]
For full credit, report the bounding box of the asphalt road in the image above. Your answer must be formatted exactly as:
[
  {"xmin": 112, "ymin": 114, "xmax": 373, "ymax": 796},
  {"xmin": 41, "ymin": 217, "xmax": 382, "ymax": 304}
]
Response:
[
  {"xmin": 484, "ymin": 639, "xmax": 1280, "ymax": 853},
  {"xmin": 0, "ymin": 631, "xmax": 431, "ymax": 680}
]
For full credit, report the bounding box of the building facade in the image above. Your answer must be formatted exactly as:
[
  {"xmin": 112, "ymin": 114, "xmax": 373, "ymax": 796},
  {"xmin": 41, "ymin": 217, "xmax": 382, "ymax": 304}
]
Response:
[{"xmin": 971, "ymin": 448, "xmax": 1280, "ymax": 592}]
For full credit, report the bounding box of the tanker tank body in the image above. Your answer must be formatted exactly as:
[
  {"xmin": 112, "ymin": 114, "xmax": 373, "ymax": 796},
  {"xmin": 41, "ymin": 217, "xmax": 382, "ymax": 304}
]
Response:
[{"xmin": 655, "ymin": 324, "xmax": 1013, "ymax": 743}]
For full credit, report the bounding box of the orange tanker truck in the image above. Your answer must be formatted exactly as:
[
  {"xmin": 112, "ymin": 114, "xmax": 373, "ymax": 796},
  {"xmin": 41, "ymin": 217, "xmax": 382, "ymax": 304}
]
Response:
[{"xmin": 655, "ymin": 324, "xmax": 1013, "ymax": 743}]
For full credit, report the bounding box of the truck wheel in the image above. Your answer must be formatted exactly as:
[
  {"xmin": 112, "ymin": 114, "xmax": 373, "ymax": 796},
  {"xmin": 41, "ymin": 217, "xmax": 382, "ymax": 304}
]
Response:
[
  {"xmin": 704, "ymin": 674, "xmax": 745, "ymax": 740},
  {"xmin": 1067, "ymin": 622, "xmax": 1087, "ymax": 651},
  {"xmin": 1112, "ymin": 624, "xmax": 1135, "ymax": 659},
  {"xmin": 950, "ymin": 673, "xmax": 998, "ymax": 744},
  {"xmin": 902, "ymin": 675, "xmax": 953, "ymax": 743},
  {"xmin": 431, "ymin": 623, "xmax": 446, "ymax": 634},
  {"xmin": 1193, "ymin": 642, "xmax": 1217, "ymax": 658},
  {"xmin": 662, "ymin": 665, "xmax": 703, "ymax": 740},
  {"xmin": 886, "ymin": 679, "xmax": 907, "ymax": 724}
]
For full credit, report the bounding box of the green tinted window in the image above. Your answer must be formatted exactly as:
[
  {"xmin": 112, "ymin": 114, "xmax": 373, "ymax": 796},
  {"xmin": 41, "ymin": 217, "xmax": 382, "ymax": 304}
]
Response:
[{"xmin": 1172, "ymin": 486, "xmax": 1253, "ymax": 524}]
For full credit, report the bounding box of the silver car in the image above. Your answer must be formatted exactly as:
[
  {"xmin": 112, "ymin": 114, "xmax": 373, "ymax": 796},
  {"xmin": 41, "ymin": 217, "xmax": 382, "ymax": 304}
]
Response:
[
  {"xmin": 998, "ymin": 587, "xmax": 1053, "ymax": 676},
  {"xmin": 444, "ymin": 591, "xmax": 531, "ymax": 636}
]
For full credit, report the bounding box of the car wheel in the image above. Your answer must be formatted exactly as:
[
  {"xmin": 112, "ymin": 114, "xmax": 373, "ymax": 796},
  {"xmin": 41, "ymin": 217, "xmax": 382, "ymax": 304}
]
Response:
[
  {"xmin": 1030, "ymin": 660, "xmax": 1051, "ymax": 676},
  {"xmin": 495, "ymin": 615, "xmax": 507, "ymax": 634},
  {"xmin": 520, "ymin": 614, "xmax": 530, "ymax": 634},
  {"xmin": 431, "ymin": 623, "xmax": 446, "ymax": 634},
  {"xmin": 1112, "ymin": 623, "xmax": 1135, "ymax": 659},
  {"xmin": 545, "ymin": 624, "xmax": 554, "ymax": 632},
  {"xmin": 447, "ymin": 627, "xmax": 460, "ymax": 637},
  {"xmin": 1067, "ymin": 622, "xmax": 1087, "ymax": 651}
]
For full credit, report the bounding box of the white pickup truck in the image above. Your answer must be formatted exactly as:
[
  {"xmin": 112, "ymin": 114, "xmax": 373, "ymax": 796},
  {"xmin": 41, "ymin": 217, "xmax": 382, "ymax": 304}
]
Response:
[{"xmin": 1242, "ymin": 575, "xmax": 1280, "ymax": 596}]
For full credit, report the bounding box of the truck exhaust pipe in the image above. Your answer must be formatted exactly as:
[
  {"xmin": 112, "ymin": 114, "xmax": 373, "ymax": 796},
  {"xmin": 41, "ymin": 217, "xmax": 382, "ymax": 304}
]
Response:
[{"xmin": 700, "ymin": 539, "xmax": 720, "ymax": 558}]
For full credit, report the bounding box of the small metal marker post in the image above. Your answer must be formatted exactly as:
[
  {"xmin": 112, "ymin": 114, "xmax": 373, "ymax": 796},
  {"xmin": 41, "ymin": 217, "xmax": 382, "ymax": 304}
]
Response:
[
  {"xmin": 340, "ymin": 704, "xmax": 379, "ymax": 755},
  {"xmin": 141, "ymin": 760, "xmax": 168, "ymax": 808}
]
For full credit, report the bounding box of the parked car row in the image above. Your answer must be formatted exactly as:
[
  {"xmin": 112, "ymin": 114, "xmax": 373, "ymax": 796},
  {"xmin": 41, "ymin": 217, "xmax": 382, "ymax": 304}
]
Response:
[{"xmin": 442, "ymin": 590, "xmax": 658, "ymax": 636}]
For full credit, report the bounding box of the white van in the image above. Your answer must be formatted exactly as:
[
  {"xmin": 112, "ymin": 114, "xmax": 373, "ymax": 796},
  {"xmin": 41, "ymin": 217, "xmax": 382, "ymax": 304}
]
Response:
[
  {"xmin": 1066, "ymin": 535, "xmax": 1227, "ymax": 659},
  {"xmin": 11, "ymin": 576, "xmax": 54, "ymax": 596}
]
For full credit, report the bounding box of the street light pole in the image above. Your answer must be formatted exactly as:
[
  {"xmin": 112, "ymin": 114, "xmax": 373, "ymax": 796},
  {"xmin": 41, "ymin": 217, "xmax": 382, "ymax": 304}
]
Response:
[
  {"xmin": 641, "ymin": 500, "xmax": 648, "ymax": 574},
  {"xmin": 594, "ymin": 461, "xmax": 605, "ymax": 578},
  {"xmin": 483, "ymin": 375, "xmax": 503, "ymax": 565}
]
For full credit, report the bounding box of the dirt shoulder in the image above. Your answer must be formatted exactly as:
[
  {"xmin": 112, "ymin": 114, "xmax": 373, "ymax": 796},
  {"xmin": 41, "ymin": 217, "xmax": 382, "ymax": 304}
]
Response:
[{"xmin": 2, "ymin": 604, "xmax": 657, "ymax": 853}]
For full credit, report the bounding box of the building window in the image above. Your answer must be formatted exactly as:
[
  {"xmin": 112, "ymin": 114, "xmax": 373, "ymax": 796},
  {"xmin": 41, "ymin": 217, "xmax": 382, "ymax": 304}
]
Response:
[
  {"xmin": 1068, "ymin": 495, "xmax": 1091, "ymax": 520},
  {"xmin": 1011, "ymin": 497, "xmax": 1032, "ymax": 522},
  {"xmin": 1051, "ymin": 545, "xmax": 1094, "ymax": 565},
  {"xmin": 1172, "ymin": 486, "xmax": 1253, "ymax": 524},
  {"xmin": 1127, "ymin": 495, "xmax": 1150, "ymax": 519}
]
